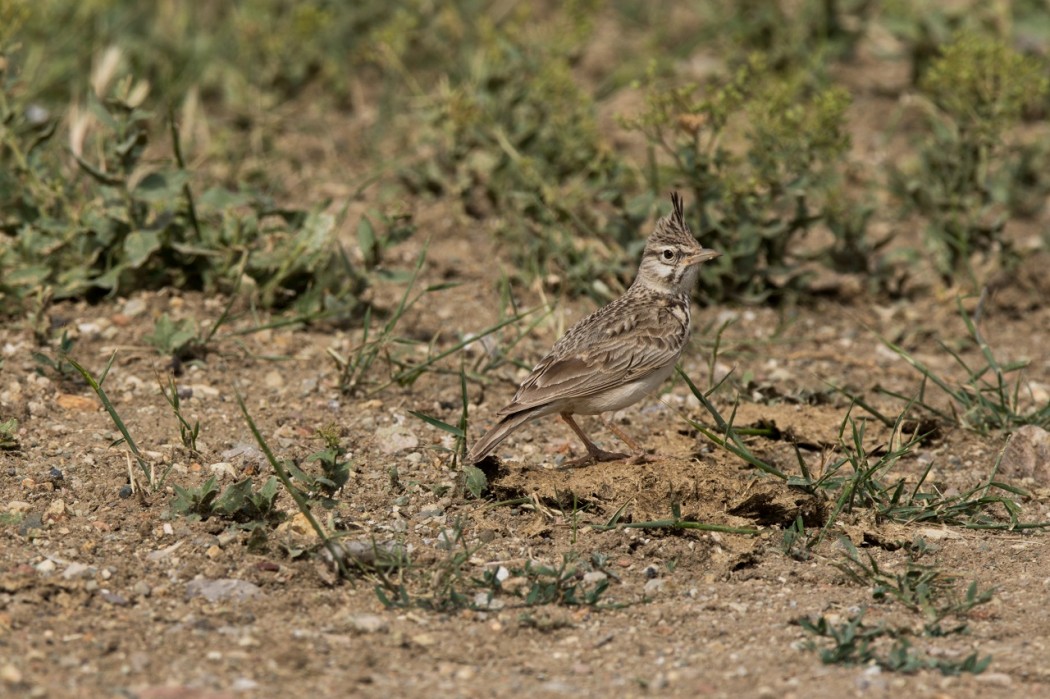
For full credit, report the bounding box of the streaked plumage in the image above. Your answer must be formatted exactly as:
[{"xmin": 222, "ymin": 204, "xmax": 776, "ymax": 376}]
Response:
[{"xmin": 468, "ymin": 192, "xmax": 720, "ymax": 465}]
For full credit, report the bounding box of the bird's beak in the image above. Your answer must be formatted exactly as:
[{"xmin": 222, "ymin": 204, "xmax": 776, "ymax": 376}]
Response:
[{"xmin": 684, "ymin": 248, "xmax": 721, "ymax": 266}]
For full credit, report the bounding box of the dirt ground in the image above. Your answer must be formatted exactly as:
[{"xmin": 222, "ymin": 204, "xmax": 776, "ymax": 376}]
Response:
[
  {"xmin": 3, "ymin": 229, "xmax": 1050, "ymax": 699},
  {"xmin": 4, "ymin": 24, "xmax": 1050, "ymax": 699}
]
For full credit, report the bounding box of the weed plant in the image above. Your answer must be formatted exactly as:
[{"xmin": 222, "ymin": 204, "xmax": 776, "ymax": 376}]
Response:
[
  {"xmin": 0, "ymin": 418, "xmax": 18, "ymax": 450},
  {"xmin": 624, "ymin": 55, "xmax": 852, "ymax": 302},
  {"xmin": 683, "ymin": 366, "xmax": 1045, "ymax": 551},
  {"xmin": 408, "ymin": 4, "xmax": 642, "ymax": 302},
  {"xmin": 875, "ymin": 297, "xmax": 1050, "ymax": 433},
  {"xmin": 797, "ymin": 539, "xmax": 994, "ymax": 675},
  {"xmin": 1, "ymin": 26, "xmax": 369, "ymax": 318},
  {"xmin": 893, "ymin": 33, "xmax": 1049, "ymax": 285}
]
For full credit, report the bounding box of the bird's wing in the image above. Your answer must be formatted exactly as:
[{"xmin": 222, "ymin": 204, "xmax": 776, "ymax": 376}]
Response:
[{"xmin": 496, "ymin": 297, "xmax": 688, "ymax": 417}]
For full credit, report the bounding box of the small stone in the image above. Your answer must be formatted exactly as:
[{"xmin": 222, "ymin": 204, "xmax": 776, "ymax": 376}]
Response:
[
  {"xmin": 55, "ymin": 394, "xmax": 97, "ymax": 412},
  {"xmin": 436, "ymin": 528, "xmax": 459, "ymax": 550},
  {"xmin": 975, "ymin": 672, "xmax": 1013, "ymax": 687},
  {"xmin": 412, "ymin": 633, "xmax": 437, "ymax": 647},
  {"xmin": 0, "ymin": 663, "xmax": 22, "ymax": 684},
  {"xmin": 375, "ymin": 424, "xmax": 418, "ymax": 455},
  {"xmin": 582, "ymin": 571, "xmax": 607, "ymax": 585},
  {"xmin": 35, "ymin": 559, "xmax": 56, "ymax": 575},
  {"xmin": 44, "ymin": 498, "xmax": 68, "ymax": 521},
  {"xmin": 501, "ymin": 577, "xmax": 528, "ymax": 595},
  {"xmin": 275, "ymin": 512, "xmax": 314, "ymax": 538},
  {"xmin": 62, "ymin": 562, "xmax": 93, "ymax": 579},
  {"xmin": 1000, "ymin": 425, "xmax": 1050, "ymax": 484},
  {"xmin": 264, "ymin": 370, "xmax": 284, "ymax": 390},
  {"xmin": 101, "ymin": 590, "xmax": 129, "ymax": 606},
  {"xmin": 185, "ymin": 577, "xmax": 261, "ymax": 603},
  {"xmin": 122, "ymin": 298, "xmax": 148, "ymax": 317},
  {"xmin": 473, "ymin": 591, "xmax": 503, "ymax": 610},
  {"xmin": 147, "ymin": 541, "xmax": 184, "ymax": 561},
  {"xmin": 189, "ymin": 384, "xmax": 220, "ymax": 398},
  {"xmin": 208, "ymin": 462, "xmax": 236, "ymax": 480},
  {"xmin": 344, "ymin": 613, "xmax": 388, "ymax": 634},
  {"xmin": 133, "ymin": 581, "xmax": 152, "ymax": 597},
  {"xmin": 643, "ymin": 578, "xmax": 665, "ymax": 595},
  {"xmin": 119, "ymin": 485, "xmax": 133, "ymax": 499},
  {"xmin": 18, "ymin": 512, "xmax": 43, "ymax": 536}
]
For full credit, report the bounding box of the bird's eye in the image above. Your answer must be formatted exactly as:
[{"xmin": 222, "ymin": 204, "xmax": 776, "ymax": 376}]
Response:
[{"xmin": 661, "ymin": 249, "xmax": 675, "ymax": 261}]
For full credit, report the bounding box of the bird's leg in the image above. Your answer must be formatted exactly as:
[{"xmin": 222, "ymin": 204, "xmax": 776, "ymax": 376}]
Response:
[
  {"xmin": 560, "ymin": 413, "xmax": 628, "ymax": 467},
  {"xmin": 600, "ymin": 416, "xmax": 657, "ymax": 464}
]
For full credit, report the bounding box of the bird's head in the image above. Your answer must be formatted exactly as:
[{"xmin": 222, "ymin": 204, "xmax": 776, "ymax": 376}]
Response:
[{"xmin": 635, "ymin": 192, "xmax": 720, "ymax": 295}]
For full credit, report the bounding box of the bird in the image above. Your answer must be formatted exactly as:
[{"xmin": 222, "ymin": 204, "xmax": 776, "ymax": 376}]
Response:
[{"xmin": 467, "ymin": 192, "xmax": 721, "ymax": 466}]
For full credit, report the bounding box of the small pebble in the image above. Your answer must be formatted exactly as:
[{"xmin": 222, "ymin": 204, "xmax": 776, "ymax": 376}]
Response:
[
  {"xmin": 101, "ymin": 590, "xmax": 129, "ymax": 606},
  {"xmin": 264, "ymin": 370, "xmax": 284, "ymax": 390},
  {"xmin": 345, "ymin": 613, "xmax": 388, "ymax": 634},
  {"xmin": 185, "ymin": 577, "xmax": 261, "ymax": 603},
  {"xmin": 0, "ymin": 663, "xmax": 22, "ymax": 684},
  {"xmin": 18, "ymin": 513, "xmax": 44, "ymax": 537},
  {"xmin": 975, "ymin": 673, "xmax": 1013, "ymax": 687},
  {"xmin": 62, "ymin": 562, "xmax": 92, "ymax": 579},
  {"xmin": 643, "ymin": 578, "xmax": 666, "ymax": 595},
  {"xmin": 375, "ymin": 424, "xmax": 418, "ymax": 455}
]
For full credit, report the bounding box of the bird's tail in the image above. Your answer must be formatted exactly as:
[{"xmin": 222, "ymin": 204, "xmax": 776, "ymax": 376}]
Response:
[{"xmin": 467, "ymin": 409, "xmax": 541, "ymax": 463}]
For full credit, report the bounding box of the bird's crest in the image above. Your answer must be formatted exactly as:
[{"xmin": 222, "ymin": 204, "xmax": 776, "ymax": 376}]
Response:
[
  {"xmin": 670, "ymin": 191, "xmax": 686, "ymax": 230},
  {"xmin": 648, "ymin": 191, "xmax": 697, "ymax": 248}
]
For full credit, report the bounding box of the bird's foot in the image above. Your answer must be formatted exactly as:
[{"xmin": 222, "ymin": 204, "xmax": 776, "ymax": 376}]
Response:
[{"xmin": 560, "ymin": 448, "xmax": 629, "ymax": 469}]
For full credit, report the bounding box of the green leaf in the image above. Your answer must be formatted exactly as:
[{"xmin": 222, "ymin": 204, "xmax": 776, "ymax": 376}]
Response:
[
  {"xmin": 254, "ymin": 476, "xmax": 280, "ymax": 508},
  {"xmin": 0, "ymin": 418, "xmax": 19, "ymax": 449},
  {"xmin": 357, "ymin": 216, "xmax": 378, "ymax": 267},
  {"xmin": 409, "ymin": 410, "xmax": 464, "ymax": 438},
  {"xmin": 172, "ymin": 476, "xmax": 220, "ymax": 516},
  {"xmin": 147, "ymin": 314, "xmax": 198, "ymax": 355},
  {"xmin": 464, "ymin": 465, "xmax": 487, "ymax": 499},
  {"xmin": 124, "ymin": 230, "xmax": 162, "ymax": 268},
  {"xmin": 197, "ymin": 186, "xmax": 254, "ymax": 211},
  {"xmin": 215, "ymin": 477, "xmax": 254, "ymax": 515},
  {"xmin": 134, "ymin": 170, "xmax": 189, "ymax": 203}
]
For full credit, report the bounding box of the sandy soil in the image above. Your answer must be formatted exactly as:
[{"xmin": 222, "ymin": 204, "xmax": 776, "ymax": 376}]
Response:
[{"xmin": 3, "ymin": 13, "xmax": 1050, "ymax": 699}]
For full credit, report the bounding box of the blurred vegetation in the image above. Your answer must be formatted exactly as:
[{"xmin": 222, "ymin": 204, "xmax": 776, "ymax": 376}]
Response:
[
  {"xmin": 2, "ymin": 0, "xmax": 1050, "ymax": 317},
  {"xmin": 893, "ymin": 32, "xmax": 1049, "ymax": 284},
  {"xmin": 623, "ymin": 56, "xmax": 852, "ymax": 302}
]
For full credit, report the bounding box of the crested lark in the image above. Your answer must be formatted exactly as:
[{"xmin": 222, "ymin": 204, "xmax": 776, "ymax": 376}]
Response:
[{"xmin": 468, "ymin": 192, "xmax": 720, "ymax": 465}]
